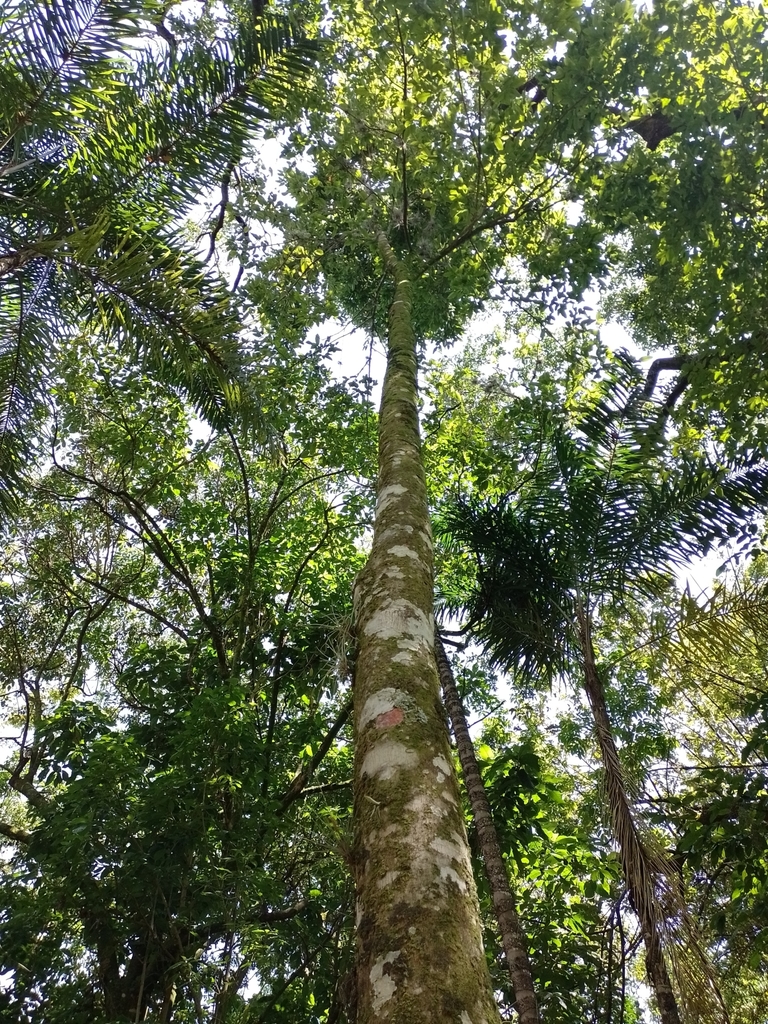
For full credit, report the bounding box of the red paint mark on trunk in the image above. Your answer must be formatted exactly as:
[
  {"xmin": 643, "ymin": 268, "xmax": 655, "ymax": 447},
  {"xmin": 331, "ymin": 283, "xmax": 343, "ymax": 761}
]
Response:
[{"xmin": 375, "ymin": 707, "xmax": 404, "ymax": 729}]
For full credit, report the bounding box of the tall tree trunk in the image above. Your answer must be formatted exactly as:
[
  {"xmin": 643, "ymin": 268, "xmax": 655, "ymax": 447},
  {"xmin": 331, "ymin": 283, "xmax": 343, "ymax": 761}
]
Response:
[
  {"xmin": 351, "ymin": 234, "xmax": 501, "ymax": 1024},
  {"xmin": 435, "ymin": 635, "xmax": 539, "ymax": 1024},
  {"xmin": 576, "ymin": 604, "xmax": 681, "ymax": 1024}
]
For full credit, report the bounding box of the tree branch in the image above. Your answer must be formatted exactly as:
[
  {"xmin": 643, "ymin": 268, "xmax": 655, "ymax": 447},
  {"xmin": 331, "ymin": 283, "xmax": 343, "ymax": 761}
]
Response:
[
  {"xmin": 191, "ymin": 900, "xmax": 308, "ymax": 944},
  {"xmin": 297, "ymin": 780, "xmax": 352, "ymax": 799},
  {"xmin": 55, "ymin": 461, "xmax": 228, "ymax": 674},
  {"xmin": 253, "ymin": 920, "xmax": 341, "ymax": 1023},
  {"xmin": 418, "ymin": 206, "xmax": 531, "ymax": 275},
  {"xmin": 279, "ymin": 697, "xmax": 354, "ymax": 812},
  {"xmin": 224, "ymin": 424, "xmax": 255, "ymax": 673},
  {"xmin": 8, "ymin": 772, "xmax": 48, "ymax": 810},
  {"xmin": 205, "ymin": 161, "xmax": 236, "ymax": 264},
  {"xmin": 0, "ymin": 821, "xmax": 31, "ymax": 843}
]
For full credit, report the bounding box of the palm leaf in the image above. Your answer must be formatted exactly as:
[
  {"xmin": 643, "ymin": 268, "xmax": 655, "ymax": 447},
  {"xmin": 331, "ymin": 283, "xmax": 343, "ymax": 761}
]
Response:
[
  {"xmin": 438, "ymin": 353, "xmax": 768, "ymax": 674},
  {"xmin": 0, "ymin": 0, "xmax": 318, "ymax": 507},
  {"xmin": 0, "ymin": 266, "xmax": 58, "ymax": 511}
]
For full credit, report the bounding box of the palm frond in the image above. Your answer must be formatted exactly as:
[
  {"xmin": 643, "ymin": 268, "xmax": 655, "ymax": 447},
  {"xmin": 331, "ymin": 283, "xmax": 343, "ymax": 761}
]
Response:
[
  {"xmin": 85, "ymin": 15, "xmax": 319, "ymax": 215},
  {"xmin": 654, "ymin": 574, "xmax": 768, "ymax": 681},
  {"xmin": 67, "ymin": 227, "xmax": 244, "ymax": 428},
  {"xmin": 0, "ymin": 0, "xmax": 318, "ymax": 506},
  {"xmin": 437, "ymin": 499, "xmax": 576, "ymax": 682},
  {"xmin": 0, "ymin": 266, "xmax": 59, "ymax": 510},
  {"xmin": 1, "ymin": 0, "xmax": 151, "ymax": 156},
  {"xmin": 438, "ymin": 352, "xmax": 768, "ymax": 679}
]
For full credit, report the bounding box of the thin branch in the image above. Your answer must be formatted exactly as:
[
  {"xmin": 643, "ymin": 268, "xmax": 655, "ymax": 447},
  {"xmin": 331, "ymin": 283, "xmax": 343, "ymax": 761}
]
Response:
[
  {"xmin": 252, "ymin": 921, "xmax": 341, "ymax": 1024},
  {"xmin": 57, "ymin": 462, "xmax": 228, "ymax": 674},
  {"xmin": 224, "ymin": 423, "xmax": 255, "ymax": 673},
  {"xmin": 642, "ymin": 355, "xmax": 687, "ymax": 400},
  {"xmin": 261, "ymin": 506, "xmax": 340, "ymax": 797},
  {"xmin": 230, "ymin": 263, "xmax": 245, "ymax": 293},
  {"xmin": 63, "ymin": 597, "xmax": 114, "ymax": 699},
  {"xmin": 296, "ymin": 780, "xmax": 352, "ymax": 799},
  {"xmin": 418, "ymin": 203, "xmax": 536, "ymax": 275},
  {"xmin": 192, "ymin": 901, "xmax": 308, "ymax": 944},
  {"xmin": 283, "ymin": 505, "xmax": 337, "ymax": 618},
  {"xmin": 279, "ymin": 697, "xmax": 354, "ymax": 812},
  {"xmin": 206, "ymin": 161, "xmax": 236, "ymax": 264},
  {"xmin": 448, "ymin": 12, "xmax": 484, "ymax": 214},
  {"xmin": 70, "ymin": 566, "xmax": 190, "ymax": 642},
  {"xmin": 617, "ymin": 900, "xmax": 628, "ymax": 1024}
]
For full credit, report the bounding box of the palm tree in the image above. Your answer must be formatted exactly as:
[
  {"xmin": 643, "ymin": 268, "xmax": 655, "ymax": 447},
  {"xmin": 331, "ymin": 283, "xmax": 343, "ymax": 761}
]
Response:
[
  {"xmin": 0, "ymin": 0, "xmax": 315, "ymax": 509},
  {"xmin": 439, "ymin": 353, "xmax": 765, "ymax": 1024}
]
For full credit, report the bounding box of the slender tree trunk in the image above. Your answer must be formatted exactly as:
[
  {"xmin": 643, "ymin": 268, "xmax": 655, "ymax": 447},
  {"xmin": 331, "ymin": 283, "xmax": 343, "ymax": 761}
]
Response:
[
  {"xmin": 351, "ymin": 234, "xmax": 501, "ymax": 1024},
  {"xmin": 576, "ymin": 604, "xmax": 681, "ymax": 1024},
  {"xmin": 435, "ymin": 635, "xmax": 539, "ymax": 1024}
]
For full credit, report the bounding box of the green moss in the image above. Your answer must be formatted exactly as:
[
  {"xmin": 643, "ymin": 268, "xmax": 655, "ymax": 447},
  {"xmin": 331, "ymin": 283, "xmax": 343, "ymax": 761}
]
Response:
[{"xmin": 352, "ymin": 249, "xmax": 501, "ymax": 1023}]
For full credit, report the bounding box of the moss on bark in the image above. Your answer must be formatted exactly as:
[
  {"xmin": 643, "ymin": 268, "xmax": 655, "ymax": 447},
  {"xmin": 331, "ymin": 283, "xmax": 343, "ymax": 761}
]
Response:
[{"xmin": 351, "ymin": 234, "xmax": 501, "ymax": 1024}]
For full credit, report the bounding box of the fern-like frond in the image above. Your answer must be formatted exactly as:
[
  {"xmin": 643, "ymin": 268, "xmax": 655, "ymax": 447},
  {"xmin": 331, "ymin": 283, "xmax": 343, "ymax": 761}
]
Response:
[
  {"xmin": 65, "ymin": 227, "xmax": 243, "ymax": 427},
  {"xmin": 436, "ymin": 499, "xmax": 576, "ymax": 683},
  {"xmin": 0, "ymin": 266, "xmax": 59, "ymax": 510},
  {"xmin": 438, "ymin": 354, "xmax": 768, "ymax": 679},
  {"xmin": 0, "ymin": 0, "xmax": 318, "ymax": 506}
]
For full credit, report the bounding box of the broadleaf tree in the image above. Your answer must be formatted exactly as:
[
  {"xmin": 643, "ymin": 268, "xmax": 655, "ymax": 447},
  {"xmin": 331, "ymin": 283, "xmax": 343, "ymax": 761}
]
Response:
[{"xmin": 2, "ymin": 0, "xmax": 768, "ymax": 1022}]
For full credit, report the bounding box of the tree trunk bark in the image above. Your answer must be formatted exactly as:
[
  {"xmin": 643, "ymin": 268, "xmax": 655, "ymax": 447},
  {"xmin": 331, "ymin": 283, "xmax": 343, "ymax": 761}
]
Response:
[
  {"xmin": 435, "ymin": 635, "xmax": 539, "ymax": 1024},
  {"xmin": 576, "ymin": 604, "xmax": 681, "ymax": 1024},
  {"xmin": 351, "ymin": 233, "xmax": 501, "ymax": 1024}
]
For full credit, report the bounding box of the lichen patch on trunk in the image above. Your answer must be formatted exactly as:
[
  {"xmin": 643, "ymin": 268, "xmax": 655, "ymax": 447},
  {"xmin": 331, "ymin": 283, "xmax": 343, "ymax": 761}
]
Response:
[
  {"xmin": 387, "ymin": 544, "xmax": 421, "ymax": 560},
  {"xmin": 377, "ymin": 483, "xmax": 408, "ymax": 515},
  {"xmin": 361, "ymin": 738, "xmax": 418, "ymax": 780},
  {"xmin": 429, "ymin": 835, "xmax": 471, "ymax": 892},
  {"xmin": 391, "ymin": 650, "xmax": 416, "ymax": 664},
  {"xmin": 370, "ymin": 951, "xmax": 402, "ymax": 1012},
  {"xmin": 362, "ymin": 599, "xmax": 433, "ymax": 646}
]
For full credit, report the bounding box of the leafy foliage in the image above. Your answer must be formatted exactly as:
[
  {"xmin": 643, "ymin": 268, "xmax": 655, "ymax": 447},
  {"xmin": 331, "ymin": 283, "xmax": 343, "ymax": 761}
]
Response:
[
  {"xmin": 0, "ymin": 335, "xmax": 369, "ymax": 1021},
  {"xmin": 438, "ymin": 353, "xmax": 768, "ymax": 681},
  {"xmin": 0, "ymin": 0, "xmax": 316, "ymax": 508},
  {"xmin": 3, "ymin": 1, "xmax": 768, "ymax": 1021}
]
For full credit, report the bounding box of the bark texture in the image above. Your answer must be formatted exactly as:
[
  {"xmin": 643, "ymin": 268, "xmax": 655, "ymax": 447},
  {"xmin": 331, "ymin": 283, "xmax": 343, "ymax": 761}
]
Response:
[
  {"xmin": 577, "ymin": 605, "xmax": 681, "ymax": 1024},
  {"xmin": 351, "ymin": 234, "xmax": 501, "ymax": 1024},
  {"xmin": 435, "ymin": 635, "xmax": 539, "ymax": 1024}
]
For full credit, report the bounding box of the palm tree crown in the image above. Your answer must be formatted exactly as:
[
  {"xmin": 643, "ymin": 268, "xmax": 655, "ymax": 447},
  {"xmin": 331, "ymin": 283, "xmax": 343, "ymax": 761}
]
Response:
[
  {"xmin": 440, "ymin": 353, "xmax": 768, "ymax": 681},
  {"xmin": 0, "ymin": 0, "xmax": 316, "ymax": 509}
]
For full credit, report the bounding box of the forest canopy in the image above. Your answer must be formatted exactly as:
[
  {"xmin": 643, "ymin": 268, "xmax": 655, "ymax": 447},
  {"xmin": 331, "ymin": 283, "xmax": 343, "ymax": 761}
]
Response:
[{"xmin": 2, "ymin": 1, "xmax": 768, "ymax": 1022}]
